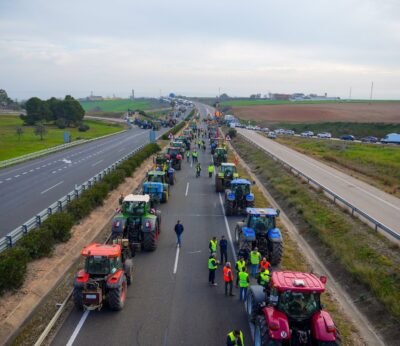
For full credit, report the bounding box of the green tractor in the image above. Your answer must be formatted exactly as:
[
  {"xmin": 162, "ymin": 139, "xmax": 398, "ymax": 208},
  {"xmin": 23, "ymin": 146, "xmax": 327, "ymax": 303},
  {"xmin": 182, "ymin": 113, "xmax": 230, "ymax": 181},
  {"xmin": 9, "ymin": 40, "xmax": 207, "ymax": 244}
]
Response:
[
  {"xmin": 213, "ymin": 146, "xmax": 227, "ymax": 166},
  {"xmin": 215, "ymin": 163, "xmax": 239, "ymax": 192},
  {"xmin": 143, "ymin": 170, "xmax": 170, "ymax": 205},
  {"xmin": 112, "ymin": 194, "xmax": 161, "ymax": 254}
]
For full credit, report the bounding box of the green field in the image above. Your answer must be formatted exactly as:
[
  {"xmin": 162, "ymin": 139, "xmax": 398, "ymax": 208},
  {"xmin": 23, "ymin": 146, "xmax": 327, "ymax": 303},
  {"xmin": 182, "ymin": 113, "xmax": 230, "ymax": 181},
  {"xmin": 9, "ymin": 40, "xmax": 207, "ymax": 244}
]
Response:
[
  {"xmin": 79, "ymin": 98, "xmax": 166, "ymax": 112},
  {"xmin": 221, "ymin": 99, "xmax": 400, "ymax": 107},
  {"xmin": 276, "ymin": 136, "xmax": 400, "ymax": 196},
  {"xmin": 266, "ymin": 122, "xmax": 400, "ymax": 138},
  {"xmin": 0, "ymin": 115, "xmax": 123, "ymax": 161}
]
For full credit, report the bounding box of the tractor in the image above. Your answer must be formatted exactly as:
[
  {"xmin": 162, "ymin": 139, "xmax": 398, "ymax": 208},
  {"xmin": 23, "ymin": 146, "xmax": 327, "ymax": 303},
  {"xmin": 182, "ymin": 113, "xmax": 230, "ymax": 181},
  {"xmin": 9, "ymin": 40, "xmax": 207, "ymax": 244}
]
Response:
[
  {"xmin": 143, "ymin": 170, "xmax": 170, "ymax": 205},
  {"xmin": 213, "ymin": 146, "xmax": 228, "ymax": 166},
  {"xmin": 246, "ymin": 271, "xmax": 341, "ymax": 346},
  {"xmin": 176, "ymin": 135, "xmax": 191, "ymax": 150},
  {"xmin": 215, "ymin": 163, "xmax": 238, "ymax": 192},
  {"xmin": 235, "ymin": 208, "xmax": 283, "ymax": 265},
  {"xmin": 73, "ymin": 242, "xmax": 133, "ymax": 311},
  {"xmin": 166, "ymin": 147, "xmax": 182, "ymax": 170},
  {"xmin": 224, "ymin": 179, "xmax": 254, "ymax": 215},
  {"xmin": 112, "ymin": 194, "xmax": 161, "ymax": 254},
  {"xmin": 154, "ymin": 154, "xmax": 175, "ymax": 185},
  {"xmin": 171, "ymin": 141, "xmax": 186, "ymax": 154},
  {"xmin": 183, "ymin": 128, "xmax": 193, "ymax": 139}
]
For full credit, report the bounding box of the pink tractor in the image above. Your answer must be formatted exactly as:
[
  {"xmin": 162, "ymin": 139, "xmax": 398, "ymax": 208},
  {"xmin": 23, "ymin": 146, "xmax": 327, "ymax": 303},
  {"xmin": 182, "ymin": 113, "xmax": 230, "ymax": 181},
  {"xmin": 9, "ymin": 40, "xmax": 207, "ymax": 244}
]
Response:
[{"xmin": 246, "ymin": 271, "xmax": 341, "ymax": 346}]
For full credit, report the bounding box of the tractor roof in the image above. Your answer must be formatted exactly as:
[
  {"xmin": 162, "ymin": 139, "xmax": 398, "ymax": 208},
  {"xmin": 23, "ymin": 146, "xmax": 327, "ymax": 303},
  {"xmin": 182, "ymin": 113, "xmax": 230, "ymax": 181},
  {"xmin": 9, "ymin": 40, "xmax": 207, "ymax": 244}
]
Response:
[
  {"xmin": 246, "ymin": 208, "xmax": 278, "ymax": 216},
  {"xmin": 82, "ymin": 243, "xmax": 121, "ymax": 257},
  {"xmin": 231, "ymin": 178, "xmax": 251, "ymax": 185},
  {"xmin": 272, "ymin": 271, "xmax": 325, "ymax": 293},
  {"xmin": 123, "ymin": 194, "xmax": 150, "ymax": 203},
  {"xmin": 221, "ymin": 163, "xmax": 235, "ymax": 167},
  {"xmin": 148, "ymin": 170, "xmax": 165, "ymax": 175}
]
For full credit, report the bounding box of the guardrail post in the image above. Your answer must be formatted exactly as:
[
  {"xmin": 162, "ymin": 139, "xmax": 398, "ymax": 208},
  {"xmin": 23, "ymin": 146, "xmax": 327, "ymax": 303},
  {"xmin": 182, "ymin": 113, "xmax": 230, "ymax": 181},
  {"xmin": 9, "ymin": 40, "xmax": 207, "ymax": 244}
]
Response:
[
  {"xmin": 375, "ymin": 224, "xmax": 378, "ymax": 232},
  {"xmin": 6, "ymin": 235, "xmax": 12, "ymax": 248},
  {"xmin": 67, "ymin": 194, "xmax": 71, "ymax": 202},
  {"xmin": 36, "ymin": 215, "xmax": 41, "ymax": 227},
  {"xmin": 22, "ymin": 224, "xmax": 28, "ymax": 234},
  {"xmin": 75, "ymin": 188, "xmax": 79, "ymax": 198},
  {"xmin": 58, "ymin": 200, "xmax": 63, "ymax": 211},
  {"xmin": 351, "ymin": 208, "xmax": 355, "ymax": 216},
  {"xmin": 48, "ymin": 207, "xmax": 52, "ymax": 216}
]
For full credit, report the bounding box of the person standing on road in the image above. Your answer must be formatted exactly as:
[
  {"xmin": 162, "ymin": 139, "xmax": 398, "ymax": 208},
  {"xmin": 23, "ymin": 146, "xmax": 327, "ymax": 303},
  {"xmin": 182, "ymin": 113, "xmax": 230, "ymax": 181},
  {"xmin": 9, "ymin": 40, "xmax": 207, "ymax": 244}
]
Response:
[
  {"xmin": 208, "ymin": 253, "xmax": 219, "ymax": 286},
  {"xmin": 208, "ymin": 163, "xmax": 214, "ymax": 178},
  {"xmin": 226, "ymin": 330, "xmax": 244, "ymax": 346},
  {"xmin": 186, "ymin": 150, "xmax": 190, "ymax": 163},
  {"xmin": 235, "ymin": 256, "xmax": 246, "ymax": 287},
  {"xmin": 238, "ymin": 267, "xmax": 249, "ymax": 301},
  {"xmin": 223, "ymin": 262, "xmax": 235, "ymax": 296},
  {"xmin": 219, "ymin": 235, "xmax": 228, "ymax": 263},
  {"xmin": 209, "ymin": 236, "xmax": 218, "ymax": 254},
  {"xmin": 196, "ymin": 163, "xmax": 202, "ymax": 177},
  {"xmin": 257, "ymin": 267, "xmax": 270, "ymax": 288},
  {"xmin": 174, "ymin": 220, "xmax": 184, "ymax": 247},
  {"xmin": 259, "ymin": 257, "xmax": 270, "ymax": 272},
  {"xmin": 250, "ymin": 247, "xmax": 261, "ymax": 278}
]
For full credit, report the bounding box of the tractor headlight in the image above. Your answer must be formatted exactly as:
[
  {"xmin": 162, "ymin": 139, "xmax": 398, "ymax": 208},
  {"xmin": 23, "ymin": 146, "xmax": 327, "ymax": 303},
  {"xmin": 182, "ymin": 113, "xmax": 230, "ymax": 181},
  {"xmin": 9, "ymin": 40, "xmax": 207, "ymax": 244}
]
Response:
[
  {"xmin": 246, "ymin": 194, "xmax": 254, "ymax": 202},
  {"xmin": 227, "ymin": 192, "xmax": 235, "ymax": 201}
]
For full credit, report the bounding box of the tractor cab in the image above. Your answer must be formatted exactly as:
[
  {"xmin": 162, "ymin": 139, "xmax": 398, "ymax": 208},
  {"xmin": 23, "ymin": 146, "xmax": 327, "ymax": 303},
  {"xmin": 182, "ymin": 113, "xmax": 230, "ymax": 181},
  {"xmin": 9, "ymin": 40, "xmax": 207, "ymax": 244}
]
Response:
[
  {"xmin": 218, "ymin": 163, "xmax": 238, "ymax": 179},
  {"xmin": 171, "ymin": 141, "xmax": 185, "ymax": 154},
  {"xmin": 83, "ymin": 243, "xmax": 123, "ymax": 278},
  {"xmin": 213, "ymin": 146, "xmax": 227, "ymax": 165},
  {"xmin": 230, "ymin": 179, "xmax": 251, "ymax": 197},
  {"xmin": 224, "ymin": 179, "xmax": 254, "ymax": 215},
  {"xmin": 166, "ymin": 147, "xmax": 182, "ymax": 170},
  {"xmin": 245, "ymin": 208, "xmax": 279, "ymax": 233},
  {"xmin": 144, "ymin": 171, "xmax": 170, "ymax": 204},
  {"xmin": 121, "ymin": 195, "xmax": 150, "ymax": 216},
  {"xmin": 147, "ymin": 170, "xmax": 167, "ymax": 183}
]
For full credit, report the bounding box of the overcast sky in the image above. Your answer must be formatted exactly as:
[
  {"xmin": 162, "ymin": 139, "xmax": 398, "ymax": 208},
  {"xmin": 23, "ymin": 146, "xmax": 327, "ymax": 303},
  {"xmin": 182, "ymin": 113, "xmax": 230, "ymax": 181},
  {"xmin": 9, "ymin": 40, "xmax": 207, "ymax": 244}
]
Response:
[{"xmin": 1, "ymin": 0, "xmax": 400, "ymax": 100}]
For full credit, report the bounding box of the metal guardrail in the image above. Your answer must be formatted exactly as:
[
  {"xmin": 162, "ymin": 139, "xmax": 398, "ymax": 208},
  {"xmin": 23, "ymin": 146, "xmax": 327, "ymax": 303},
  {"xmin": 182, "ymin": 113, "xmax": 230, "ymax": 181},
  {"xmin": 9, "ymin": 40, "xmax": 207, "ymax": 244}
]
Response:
[
  {"xmin": 239, "ymin": 133, "xmax": 400, "ymax": 241},
  {"xmin": 0, "ymin": 130, "xmax": 126, "ymax": 168}
]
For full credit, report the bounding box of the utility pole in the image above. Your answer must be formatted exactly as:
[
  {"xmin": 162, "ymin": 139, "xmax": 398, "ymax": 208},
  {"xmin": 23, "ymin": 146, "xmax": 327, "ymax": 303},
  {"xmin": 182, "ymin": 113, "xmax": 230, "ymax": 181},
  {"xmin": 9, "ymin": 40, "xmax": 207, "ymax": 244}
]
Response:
[
  {"xmin": 218, "ymin": 87, "xmax": 221, "ymax": 99},
  {"xmin": 369, "ymin": 81, "xmax": 374, "ymax": 103},
  {"xmin": 349, "ymin": 87, "xmax": 352, "ymax": 100}
]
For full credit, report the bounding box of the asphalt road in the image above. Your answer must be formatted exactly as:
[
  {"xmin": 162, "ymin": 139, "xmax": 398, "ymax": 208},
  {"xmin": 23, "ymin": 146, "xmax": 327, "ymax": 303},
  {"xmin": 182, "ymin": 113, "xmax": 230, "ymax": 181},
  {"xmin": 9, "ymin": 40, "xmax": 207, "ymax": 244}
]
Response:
[
  {"xmin": 0, "ymin": 122, "xmax": 179, "ymax": 238},
  {"xmin": 51, "ymin": 106, "xmax": 253, "ymax": 346},
  {"xmin": 237, "ymin": 128, "xmax": 400, "ymax": 238}
]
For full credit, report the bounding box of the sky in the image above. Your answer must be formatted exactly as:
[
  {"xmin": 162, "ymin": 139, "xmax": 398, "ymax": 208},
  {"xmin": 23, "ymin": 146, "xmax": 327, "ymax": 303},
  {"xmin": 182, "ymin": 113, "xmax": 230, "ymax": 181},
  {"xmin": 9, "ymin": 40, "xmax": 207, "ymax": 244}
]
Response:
[{"xmin": 1, "ymin": 0, "xmax": 400, "ymax": 100}]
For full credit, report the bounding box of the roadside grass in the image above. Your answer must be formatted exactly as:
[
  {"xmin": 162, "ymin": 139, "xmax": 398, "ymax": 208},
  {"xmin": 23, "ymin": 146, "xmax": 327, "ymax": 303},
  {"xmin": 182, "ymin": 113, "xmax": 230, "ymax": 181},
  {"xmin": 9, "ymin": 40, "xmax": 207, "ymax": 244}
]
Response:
[
  {"xmin": 275, "ymin": 136, "xmax": 400, "ymax": 197},
  {"xmin": 221, "ymin": 99, "xmax": 400, "ymax": 107},
  {"xmin": 0, "ymin": 115, "xmax": 123, "ymax": 161},
  {"xmin": 226, "ymin": 147, "xmax": 355, "ymax": 343},
  {"xmin": 231, "ymin": 135, "xmax": 400, "ymax": 322},
  {"xmin": 261, "ymin": 121, "xmax": 400, "ymax": 139},
  {"xmin": 79, "ymin": 98, "xmax": 167, "ymax": 112}
]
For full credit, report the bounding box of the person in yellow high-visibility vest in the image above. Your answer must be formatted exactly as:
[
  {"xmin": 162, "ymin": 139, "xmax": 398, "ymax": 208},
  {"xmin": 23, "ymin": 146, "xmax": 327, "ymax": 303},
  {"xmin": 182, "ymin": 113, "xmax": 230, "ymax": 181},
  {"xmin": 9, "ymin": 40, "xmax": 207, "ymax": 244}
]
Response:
[
  {"xmin": 257, "ymin": 267, "xmax": 270, "ymax": 287},
  {"xmin": 209, "ymin": 236, "xmax": 218, "ymax": 254},
  {"xmin": 208, "ymin": 163, "xmax": 214, "ymax": 178},
  {"xmin": 226, "ymin": 330, "xmax": 244, "ymax": 346},
  {"xmin": 238, "ymin": 267, "xmax": 249, "ymax": 301},
  {"xmin": 208, "ymin": 253, "xmax": 219, "ymax": 286},
  {"xmin": 250, "ymin": 247, "xmax": 261, "ymax": 278}
]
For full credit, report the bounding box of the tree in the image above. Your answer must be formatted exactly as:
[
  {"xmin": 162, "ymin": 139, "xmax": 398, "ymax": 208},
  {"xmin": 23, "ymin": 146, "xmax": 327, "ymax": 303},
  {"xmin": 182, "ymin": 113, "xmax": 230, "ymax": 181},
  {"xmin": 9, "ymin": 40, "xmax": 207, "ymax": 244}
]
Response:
[
  {"xmin": 34, "ymin": 122, "xmax": 48, "ymax": 141},
  {"xmin": 16, "ymin": 126, "xmax": 24, "ymax": 141},
  {"xmin": 62, "ymin": 95, "xmax": 85, "ymax": 126},
  {"xmin": 21, "ymin": 97, "xmax": 51, "ymax": 125}
]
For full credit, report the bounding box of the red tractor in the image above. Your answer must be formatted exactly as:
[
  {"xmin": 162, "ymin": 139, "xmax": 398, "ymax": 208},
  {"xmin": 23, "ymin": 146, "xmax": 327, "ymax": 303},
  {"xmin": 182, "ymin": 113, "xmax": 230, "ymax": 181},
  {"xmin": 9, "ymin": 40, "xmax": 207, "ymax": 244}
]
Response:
[
  {"xmin": 73, "ymin": 242, "xmax": 133, "ymax": 311},
  {"xmin": 246, "ymin": 271, "xmax": 341, "ymax": 346}
]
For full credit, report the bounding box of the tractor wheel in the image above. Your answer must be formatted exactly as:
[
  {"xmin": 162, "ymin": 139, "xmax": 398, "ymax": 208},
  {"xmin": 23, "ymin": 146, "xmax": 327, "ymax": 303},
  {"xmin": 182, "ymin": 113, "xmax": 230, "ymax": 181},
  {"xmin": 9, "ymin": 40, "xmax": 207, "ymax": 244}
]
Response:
[
  {"xmin": 234, "ymin": 226, "xmax": 241, "ymax": 245},
  {"xmin": 161, "ymin": 191, "xmax": 168, "ymax": 203},
  {"xmin": 254, "ymin": 316, "xmax": 282, "ymax": 346},
  {"xmin": 225, "ymin": 201, "xmax": 234, "ymax": 216},
  {"xmin": 215, "ymin": 178, "xmax": 223, "ymax": 192},
  {"xmin": 169, "ymin": 175, "xmax": 174, "ymax": 186},
  {"xmin": 177, "ymin": 162, "xmax": 182, "ymax": 170},
  {"xmin": 269, "ymin": 241, "xmax": 283, "ymax": 266},
  {"xmin": 143, "ymin": 231, "xmax": 158, "ymax": 251},
  {"xmin": 72, "ymin": 287, "xmax": 83, "ymax": 310},
  {"xmin": 108, "ymin": 276, "xmax": 127, "ymax": 311},
  {"xmin": 246, "ymin": 290, "xmax": 259, "ymax": 323},
  {"xmin": 124, "ymin": 259, "xmax": 133, "ymax": 285}
]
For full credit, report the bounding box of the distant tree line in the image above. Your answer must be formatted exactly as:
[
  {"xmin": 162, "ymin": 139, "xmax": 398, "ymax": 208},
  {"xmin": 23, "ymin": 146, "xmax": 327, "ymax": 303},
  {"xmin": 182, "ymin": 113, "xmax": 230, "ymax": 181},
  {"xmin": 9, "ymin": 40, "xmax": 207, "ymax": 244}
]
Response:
[
  {"xmin": 20, "ymin": 95, "xmax": 85, "ymax": 128},
  {"xmin": 0, "ymin": 89, "xmax": 19, "ymax": 110}
]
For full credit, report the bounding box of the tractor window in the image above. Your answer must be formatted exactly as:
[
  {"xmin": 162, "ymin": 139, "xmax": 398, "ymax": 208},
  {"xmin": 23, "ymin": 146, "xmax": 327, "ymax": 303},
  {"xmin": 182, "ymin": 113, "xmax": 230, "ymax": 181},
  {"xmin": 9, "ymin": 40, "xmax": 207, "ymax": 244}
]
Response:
[
  {"xmin": 123, "ymin": 201, "xmax": 145, "ymax": 214},
  {"xmin": 248, "ymin": 216, "xmax": 275, "ymax": 230},
  {"xmin": 277, "ymin": 291, "xmax": 320, "ymax": 319},
  {"xmin": 148, "ymin": 174, "xmax": 160, "ymax": 183},
  {"xmin": 85, "ymin": 256, "xmax": 110, "ymax": 275},
  {"xmin": 233, "ymin": 184, "xmax": 249, "ymax": 195}
]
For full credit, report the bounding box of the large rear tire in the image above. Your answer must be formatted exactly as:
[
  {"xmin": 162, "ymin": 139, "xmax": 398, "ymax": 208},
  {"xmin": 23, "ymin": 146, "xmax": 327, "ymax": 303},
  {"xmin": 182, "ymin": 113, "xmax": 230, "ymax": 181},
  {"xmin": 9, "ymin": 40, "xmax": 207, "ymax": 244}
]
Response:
[
  {"xmin": 169, "ymin": 175, "xmax": 174, "ymax": 186},
  {"xmin": 216, "ymin": 178, "xmax": 223, "ymax": 192},
  {"xmin": 269, "ymin": 241, "xmax": 283, "ymax": 266},
  {"xmin": 124, "ymin": 259, "xmax": 133, "ymax": 285},
  {"xmin": 225, "ymin": 201, "xmax": 234, "ymax": 216},
  {"xmin": 73, "ymin": 287, "xmax": 83, "ymax": 310},
  {"xmin": 246, "ymin": 290, "xmax": 259, "ymax": 323},
  {"xmin": 254, "ymin": 316, "xmax": 282, "ymax": 346},
  {"xmin": 143, "ymin": 231, "xmax": 158, "ymax": 251},
  {"xmin": 108, "ymin": 276, "xmax": 127, "ymax": 311}
]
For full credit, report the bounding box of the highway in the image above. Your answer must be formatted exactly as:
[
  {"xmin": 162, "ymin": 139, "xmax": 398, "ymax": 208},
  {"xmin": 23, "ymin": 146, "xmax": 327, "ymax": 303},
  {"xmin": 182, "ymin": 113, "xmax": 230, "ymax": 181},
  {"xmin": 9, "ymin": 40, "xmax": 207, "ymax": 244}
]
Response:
[
  {"xmin": 0, "ymin": 123, "xmax": 177, "ymax": 238},
  {"xmin": 237, "ymin": 128, "xmax": 400, "ymax": 238},
  {"xmin": 51, "ymin": 105, "xmax": 252, "ymax": 346}
]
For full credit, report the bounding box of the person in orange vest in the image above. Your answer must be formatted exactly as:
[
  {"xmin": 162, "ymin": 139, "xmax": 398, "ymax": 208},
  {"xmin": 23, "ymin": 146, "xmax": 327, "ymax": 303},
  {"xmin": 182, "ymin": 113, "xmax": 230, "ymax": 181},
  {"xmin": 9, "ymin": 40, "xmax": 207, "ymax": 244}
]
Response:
[
  {"xmin": 259, "ymin": 257, "xmax": 270, "ymax": 272},
  {"xmin": 223, "ymin": 262, "xmax": 235, "ymax": 296}
]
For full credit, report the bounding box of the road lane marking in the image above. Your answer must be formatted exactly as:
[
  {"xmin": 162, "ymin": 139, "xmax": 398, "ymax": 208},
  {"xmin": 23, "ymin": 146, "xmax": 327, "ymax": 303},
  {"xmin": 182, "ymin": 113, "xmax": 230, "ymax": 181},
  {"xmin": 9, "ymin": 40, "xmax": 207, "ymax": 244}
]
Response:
[
  {"xmin": 218, "ymin": 193, "xmax": 237, "ymax": 262},
  {"xmin": 185, "ymin": 182, "xmax": 189, "ymax": 196},
  {"xmin": 66, "ymin": 310, "xmax": 90, "ymax": 346},
  {"xmin": 188, "ymin": 250, "xmax": 201, "ymax": 254},
  {"xmin": 15, "ymin": 175, "xmax": 20, "ymax": 178},
  {"xmin": 173, "ymin": 246, "xmax": 180, "ymax": 274},
  {"xmin": 6, "ymin": 178, "xmax": 11, "ymax": 181},
  {"xmin": 92, "ymin": 159, "xmax": 104, "ymax": 167},
  {"xmin": 22, "ymin": 172, "xmax": 27, "ymax": 175},
  {"xmin": 41, "ymin": 181, "xmax": 63, "ymax": 194}
]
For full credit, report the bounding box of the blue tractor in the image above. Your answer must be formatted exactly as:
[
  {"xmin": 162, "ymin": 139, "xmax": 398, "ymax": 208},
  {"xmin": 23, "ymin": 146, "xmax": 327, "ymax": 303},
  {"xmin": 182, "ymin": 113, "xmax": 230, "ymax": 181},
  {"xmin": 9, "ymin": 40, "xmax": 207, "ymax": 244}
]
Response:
[
  {"xmin": 224, "ymin": 179, "xmax": 254, "ymax": 216},
  {"xmin": 142, "ymin": 170, "xmax": 170, "ymax": 205},
  {"xmin": 234, "ymin": 208, "xmax": 283, "ymax": 266}
]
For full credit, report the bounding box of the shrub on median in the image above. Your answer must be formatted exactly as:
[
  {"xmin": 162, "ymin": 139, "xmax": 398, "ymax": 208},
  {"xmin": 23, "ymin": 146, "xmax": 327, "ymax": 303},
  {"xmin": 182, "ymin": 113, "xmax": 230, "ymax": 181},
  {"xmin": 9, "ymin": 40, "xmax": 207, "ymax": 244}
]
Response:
[
  {"xmin": 18, "ymin": 227, "xmax": 54, "ymax": 260},
  {"xmin": 42, "ymin": 212, "xmax": 74, "ymax": 243},
  {"xmin": 0, "ymin": 248, "xmax": 28, "ymax": 294}
]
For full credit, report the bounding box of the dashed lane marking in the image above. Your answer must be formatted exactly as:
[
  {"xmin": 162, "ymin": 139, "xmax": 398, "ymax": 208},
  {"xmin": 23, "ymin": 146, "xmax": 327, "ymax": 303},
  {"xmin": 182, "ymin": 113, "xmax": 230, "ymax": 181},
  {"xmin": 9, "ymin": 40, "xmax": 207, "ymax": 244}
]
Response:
[
  {"xmin": 173, "ymin": 246, "xmax": 180, "ymax": 274},
  {"xmin": 66, "ymin": 310, "xmax": 90, "ymax": 346},
  {"xmin": 92, "ymin": 159, "xmax": 104, "ymax": 167},
  {"xmin": 185, "ymin": 182, "xmax": 189, "ymax": 196},
  {"xmin": 41, "ymin": 181, "xmax": 64, "ymax": 194}
]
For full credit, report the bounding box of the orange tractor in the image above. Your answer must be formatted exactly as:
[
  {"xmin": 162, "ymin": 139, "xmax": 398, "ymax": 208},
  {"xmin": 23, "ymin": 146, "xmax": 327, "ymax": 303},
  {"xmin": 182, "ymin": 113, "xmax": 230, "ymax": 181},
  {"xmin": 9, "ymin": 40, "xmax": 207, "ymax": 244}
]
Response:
[{"xmin": 73, "ymin": 241, "xmax": 133, "ymax": 311}]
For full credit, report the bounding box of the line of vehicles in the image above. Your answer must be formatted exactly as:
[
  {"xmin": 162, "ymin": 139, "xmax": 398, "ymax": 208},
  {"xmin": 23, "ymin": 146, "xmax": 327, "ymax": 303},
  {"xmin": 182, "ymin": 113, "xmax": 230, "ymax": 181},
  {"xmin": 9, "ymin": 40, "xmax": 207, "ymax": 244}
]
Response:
[
  {"xmin": 234, "ymin": 123, "xmax": 400, "ymax": 145},
  {"xmin": 70, "ymin": 118, "xmax": 341, "ymax": 345}
]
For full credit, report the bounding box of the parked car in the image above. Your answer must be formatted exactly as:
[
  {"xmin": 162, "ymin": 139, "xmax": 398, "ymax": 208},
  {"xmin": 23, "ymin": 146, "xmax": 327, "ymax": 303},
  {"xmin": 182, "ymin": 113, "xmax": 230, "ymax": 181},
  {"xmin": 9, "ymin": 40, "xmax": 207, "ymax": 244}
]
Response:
[
  {"xmin": 381, "ymin": 133, "xmax": 400, "ymax": 144},
  {"xmin": 361, "ymin": 136, "xmax": 378, "ymax": 143},
  {"xmin": 268, "ymin": 132, "xmax": 277, "ymax": 139},
  {"xmin": 261, "ymin": 127, "xmax": 270, "ymax": 133},
  {"xmin": 284, "ymin": 130, "xmax": 295, "ymax": 135},
  {"xmin": 317, "ymin": 132, "xmax": 332, "ymax": 139},
  {"xmin": 341, "ymin": 135, "xmax": 355, "ymax": 141},
  {"xmin": 300, "ymin": 131, "xmax": 314, "ymax": 137}
]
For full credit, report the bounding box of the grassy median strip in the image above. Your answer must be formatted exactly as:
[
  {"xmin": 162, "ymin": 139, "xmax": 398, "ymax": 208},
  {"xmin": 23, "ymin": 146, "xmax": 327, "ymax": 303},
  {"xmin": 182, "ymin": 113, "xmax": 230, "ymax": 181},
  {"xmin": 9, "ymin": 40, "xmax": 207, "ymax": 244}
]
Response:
[
  {"xmin": 231, "ymin": 135, "xmax": 400, "ymax": 322},
  {"xmin": 226, "ymin": 141, "xmax": 355, "ymax": 343},
  {"xmin": 0, "ymin": 143, "xmax": 161, "ymax": 296},
  {"xmin": 276, "ymin": 136, "xmax": 400, "ymax": 197}
]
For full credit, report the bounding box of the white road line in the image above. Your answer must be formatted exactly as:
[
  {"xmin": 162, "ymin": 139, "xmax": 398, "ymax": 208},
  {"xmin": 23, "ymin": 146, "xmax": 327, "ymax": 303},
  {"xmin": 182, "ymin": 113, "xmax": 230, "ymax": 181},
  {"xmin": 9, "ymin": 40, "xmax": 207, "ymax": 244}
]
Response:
[
  {"xmin": 6, "ymin": 178, "xmax": 11, "ymax": 181},
  {"xmin": 15, "ymin": 175, "xmax": 20, "ymax": 178},
  {"xmin": 118, "ymin": 148, "xmax": 125, "ymax": 152},
  {"xmin": 92, "ymin": 159, "xmax": 104, "ymax": 167},
  {"xmin": 188, "ymin": 250, "xmax": 201, "ymax": 254},
  {"xmin": 52, "ymin": 171, "xmax": 57, "ymax": 174},
  {"xmin": 22, "ymin": 172, "xmax": 27, "ymax": 175},
  {"xmin": 0, "ymin": 181, "xmax": 2, "ymax": 184},
  {"xmin": 29, "ymin": 169, "xmax": 34, "ymax": 172},
  {"xmin": 185, "ymin": 182, "xmax": 189, "ymax": 196},
  {"xmin": 66, "ymin": 310, "xmax": 90, "ymax": 346},
  {"xmin": 173, "ymin": 246, "xmax": 180, "ymax": 274},
  {"xmin": 41, "ymin": 181, "xmax": 63, "ymax": 194},
  {"xmin": 218, "ymin": 193, "xmax": 237, "ymax": 262},
  {"xmin": 36, "ymin": 167, "xmax": 40, "ymax": 170}
]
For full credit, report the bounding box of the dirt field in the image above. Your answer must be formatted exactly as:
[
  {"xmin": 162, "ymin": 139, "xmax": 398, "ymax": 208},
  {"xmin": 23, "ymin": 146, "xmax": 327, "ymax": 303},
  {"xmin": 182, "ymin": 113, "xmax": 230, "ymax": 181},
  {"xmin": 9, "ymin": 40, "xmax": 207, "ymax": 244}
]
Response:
[{"xmin": 233, "ymin": 102, "xmax": 400, "ymax": 123}]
